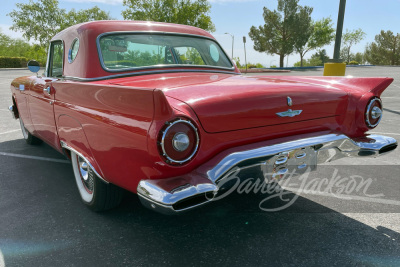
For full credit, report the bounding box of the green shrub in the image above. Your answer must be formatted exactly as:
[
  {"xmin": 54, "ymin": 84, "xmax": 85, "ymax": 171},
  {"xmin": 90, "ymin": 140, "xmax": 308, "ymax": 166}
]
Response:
[
  {"xmin": 0, "ymin": 57, "xmax": 29, "ymax": 68},
  {"xmin": 348, "ymin": 61, "xmax": 359, "ymax": 65}
]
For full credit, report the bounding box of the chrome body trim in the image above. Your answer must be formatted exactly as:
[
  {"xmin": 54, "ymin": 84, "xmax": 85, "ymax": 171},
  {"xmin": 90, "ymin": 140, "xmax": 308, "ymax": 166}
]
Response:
[
  {"xmin": 60, "ymin": 141, "xmax": 109, "ymax": 184},
  {"xmin": 366, "ymin": 97, "xmax": 383, "ymax": 128},
  {"xmin": 138, "ymin": 133, "xmax": 397, "ymax": 214},
  {"xmin": 63, "ymin": 69, "xmax": 240, "ymax": 82},
  {"xmin": 160, "ymin": 119, "xmax": 199, "ymax": 164},
  {"xmin": 9, "ymin": 105, "xmax": 16, "ymax": 119}
]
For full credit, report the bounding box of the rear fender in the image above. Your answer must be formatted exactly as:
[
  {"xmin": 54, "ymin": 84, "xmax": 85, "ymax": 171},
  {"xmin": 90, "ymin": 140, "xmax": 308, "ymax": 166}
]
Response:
[{"xmin": 57, "ymin": 114, "xmax": 106, "ymax": 182}]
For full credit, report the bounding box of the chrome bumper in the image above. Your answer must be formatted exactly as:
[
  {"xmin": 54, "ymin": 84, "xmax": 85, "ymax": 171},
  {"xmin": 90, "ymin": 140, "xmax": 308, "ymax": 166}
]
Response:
[
  {"xmin": 9, "ymin": 105, "xmax": 17, "ymax": 119},
  {"xmin": 137, "ymin": 134, "xmax": 398, "ymax": 214}
]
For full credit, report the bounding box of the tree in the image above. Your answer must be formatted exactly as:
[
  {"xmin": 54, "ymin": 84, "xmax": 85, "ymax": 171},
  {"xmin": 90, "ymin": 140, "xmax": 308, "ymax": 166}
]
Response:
[
  {"xmin": 313, "ymin": 49, "xmax": 330, "ymax": 64},
  {"xmin": 364, "ymin": 30, "xmax": 400, "ymax": 65},
  {"xmin": 354, "ymin": 52, "xmax": 365, "ymax": 65},
  {"xmin": 63, "ymin": 7, "xmax": 112, "ymax": 29},
  {"xmin": 340, "ymin": 28, "xmax": 366, "ymax": 63},
  {"xmin": 8, "ymin": 0, "xmax": 112, "ymax": 47},
  {"xmin": 249, "ymin": 0, "xmax": 312, "ymax": 68},
  {"xmin": 294, "ymin": 17, "xmax": 335, "ymax": 67},
  {"xmin": 0, "ymin": 29, "xmax": 47, "ymax": 64},
  {"xmin": 122, "ymin": 0, "xmax": 215, "ymax": 32},
  {"xmin": 232, "ymin": 57, "xmax": 242, "ymax": 68}
]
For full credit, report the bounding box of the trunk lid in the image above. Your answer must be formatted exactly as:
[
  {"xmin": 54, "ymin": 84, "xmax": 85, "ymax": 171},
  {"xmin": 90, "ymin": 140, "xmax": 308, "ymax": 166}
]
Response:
[{"xmin": 109, "ymin": 73, "xmax": 348, "ymax": 133}]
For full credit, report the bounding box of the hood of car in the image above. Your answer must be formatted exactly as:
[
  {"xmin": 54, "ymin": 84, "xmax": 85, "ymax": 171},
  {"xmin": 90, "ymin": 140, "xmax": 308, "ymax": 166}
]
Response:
[{"xmin": 109, "ymin": 73, "xmax": 349, "ymax": 133}]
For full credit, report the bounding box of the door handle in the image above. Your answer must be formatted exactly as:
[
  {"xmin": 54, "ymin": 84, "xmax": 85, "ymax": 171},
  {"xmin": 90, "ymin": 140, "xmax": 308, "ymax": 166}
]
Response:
[{"xmin": 43, "ymin": 86, "xmax": 51, "ymax": 95}]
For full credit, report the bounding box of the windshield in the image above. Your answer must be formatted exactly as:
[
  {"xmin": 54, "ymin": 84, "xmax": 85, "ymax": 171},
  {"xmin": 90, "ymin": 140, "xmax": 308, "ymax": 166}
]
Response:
[{"xmin": 98, "ymin": 33, "xmax": 233, "ymax": 71}]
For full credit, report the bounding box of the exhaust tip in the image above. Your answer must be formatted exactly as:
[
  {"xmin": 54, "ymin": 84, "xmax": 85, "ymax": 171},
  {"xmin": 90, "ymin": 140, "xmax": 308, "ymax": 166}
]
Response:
[
  {"xmin": 379, "ymin": 143, "xmax": 398, "ymax": 154},
  {"xmin": 172, "ymin": 192, "xmax": 214, "ymax": 211}
]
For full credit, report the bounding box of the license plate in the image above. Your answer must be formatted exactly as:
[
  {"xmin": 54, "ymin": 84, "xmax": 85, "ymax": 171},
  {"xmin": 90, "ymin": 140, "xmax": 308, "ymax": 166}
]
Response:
[{"xmin": 261, "ymin": 146, "xmax": 317, "ymax": 181}]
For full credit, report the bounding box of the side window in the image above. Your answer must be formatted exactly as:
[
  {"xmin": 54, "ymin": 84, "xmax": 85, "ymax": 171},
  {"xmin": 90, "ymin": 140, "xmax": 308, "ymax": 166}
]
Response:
[{"xmin": 48, "ymin": 41, "xmax": 64, "ymax": 77}]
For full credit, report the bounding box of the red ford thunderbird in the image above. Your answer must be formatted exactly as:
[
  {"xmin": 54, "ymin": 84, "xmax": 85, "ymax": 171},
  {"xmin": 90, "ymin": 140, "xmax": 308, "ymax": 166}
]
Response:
[{"xmin": 8, "ymin": 21, "xmax": 397, "ymax": 214}]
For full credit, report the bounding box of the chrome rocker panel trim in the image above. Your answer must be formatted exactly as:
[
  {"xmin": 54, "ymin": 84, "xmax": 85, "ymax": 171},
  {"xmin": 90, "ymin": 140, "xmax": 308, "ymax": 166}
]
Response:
[
  {"xmin": 137, "ymin": 134, "xmax": 397, "ymax": 214},
  {"xmin": 60, "ymin": 141, "xmax": 109, "ymax": 184}
]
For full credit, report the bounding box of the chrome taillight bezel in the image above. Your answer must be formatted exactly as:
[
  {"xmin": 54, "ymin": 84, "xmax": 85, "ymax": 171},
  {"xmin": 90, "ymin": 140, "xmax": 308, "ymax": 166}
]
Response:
[
  {"xmin": 159, "ymin": 119, "xmax": 200, "ymax": 164},
  {"xmin": 365, "ymin": 97, "xmax": 383, "ymax": 128}
]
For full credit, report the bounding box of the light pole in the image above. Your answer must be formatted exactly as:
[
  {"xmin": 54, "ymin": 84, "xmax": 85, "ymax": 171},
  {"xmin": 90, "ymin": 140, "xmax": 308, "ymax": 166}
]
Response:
[
  {"xmin": 243, "ymin": 36, "xmax": 247, "ymax": 72},
  {"xmin": 225, "ymin": 32, "xmax": 234, "ymax": 59},
  {"xmin": 324, "ymin": 0, "xmax": 347, "ymax": 76},
  {"xmin": 333, "ymin": 0, "xmax": 346, "ymax": 61}
]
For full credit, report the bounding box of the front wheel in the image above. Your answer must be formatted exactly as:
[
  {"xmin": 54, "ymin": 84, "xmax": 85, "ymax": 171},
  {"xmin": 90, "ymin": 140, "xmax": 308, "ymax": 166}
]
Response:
[
  {"xmin": 71, "ymin": 151, "xmax": 123, "ymax": 211},
  {"xmin": 19, "ymin": 119, "xmax": 42, "ymax": 145}
]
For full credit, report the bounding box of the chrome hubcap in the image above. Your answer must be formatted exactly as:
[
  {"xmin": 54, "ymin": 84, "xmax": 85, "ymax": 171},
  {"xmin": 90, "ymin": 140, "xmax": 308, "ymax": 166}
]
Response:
[{"xmin": 78, "ymin": 156, "xmax": 93, "ymax": 193}]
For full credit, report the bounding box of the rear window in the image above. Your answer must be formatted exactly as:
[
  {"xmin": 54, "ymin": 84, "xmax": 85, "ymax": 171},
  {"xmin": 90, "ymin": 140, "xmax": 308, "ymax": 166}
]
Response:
[{"xmin": 98, "ymin": 33, "xmax": 233, "ymax": 71}]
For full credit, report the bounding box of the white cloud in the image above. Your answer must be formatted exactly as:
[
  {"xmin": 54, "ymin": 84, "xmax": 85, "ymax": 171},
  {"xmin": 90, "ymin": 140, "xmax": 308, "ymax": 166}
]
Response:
[
  {"xmin": 63, "ymin": 0, "xmax": 123, "ymax": 4},
  {"xmin": 0, "ymin": 24, "xmax": 25, "ymax": 40}
]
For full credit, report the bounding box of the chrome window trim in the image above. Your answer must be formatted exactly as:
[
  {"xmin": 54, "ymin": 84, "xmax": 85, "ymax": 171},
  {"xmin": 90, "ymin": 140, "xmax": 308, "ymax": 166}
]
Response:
[
  {"xmin": 63, "ymin": 69, "xmax": 240, "ymax": 82},
  {"xmin": 160, "ymin": 119, "xmax": 199, "ymax": 164},
  {"xmin": 68, "ymin": 37, "xmax": 80, "ymax": 64},
  {"xmin": 365, "ymin": 97, "xmax": 383, "ymax": 128},
  {"xmin": 96, "ymin": 31, "xmax": 235, "ymax": 73},
  {"xmin": 60, "ymin": 141, "xmax": 109, "ymax": 184},
  {"xmin": 47, "ymin": 39, "xmax": 65, "ymax": 78}
]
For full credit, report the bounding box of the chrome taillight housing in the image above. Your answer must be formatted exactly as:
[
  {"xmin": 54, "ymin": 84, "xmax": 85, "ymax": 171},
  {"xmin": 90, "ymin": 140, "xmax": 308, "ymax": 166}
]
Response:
[
  {"xmin": 159, "ymin": 119, "xmax": 199, "ymax": 164},
  {"xmin": 365, "ymin": 97, "xmax": 383, "ymax": 128}
]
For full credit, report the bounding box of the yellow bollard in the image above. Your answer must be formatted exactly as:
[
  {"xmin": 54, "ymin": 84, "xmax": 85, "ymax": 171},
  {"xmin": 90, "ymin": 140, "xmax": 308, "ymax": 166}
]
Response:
[{"xmin": 323, "ymin": 62, "xmax": 346, "ymax": 76}]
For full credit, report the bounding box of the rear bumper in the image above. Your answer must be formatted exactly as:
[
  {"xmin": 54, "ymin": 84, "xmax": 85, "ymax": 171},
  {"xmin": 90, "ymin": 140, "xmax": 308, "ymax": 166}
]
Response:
[{"xmin": 137, "ymin": 133, "xmax": 398, "ymax": 214}]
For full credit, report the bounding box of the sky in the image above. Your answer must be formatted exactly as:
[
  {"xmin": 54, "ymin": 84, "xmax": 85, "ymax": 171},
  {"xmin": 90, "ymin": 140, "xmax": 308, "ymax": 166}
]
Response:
[{"xmin": 1, "ymin": 0, "xmax": 400, "ymax": 67}]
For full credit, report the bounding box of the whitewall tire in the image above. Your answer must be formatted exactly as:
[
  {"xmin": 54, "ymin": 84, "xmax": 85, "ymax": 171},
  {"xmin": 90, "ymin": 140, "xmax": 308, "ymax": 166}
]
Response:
[{"xmin": 70, "ymin": 151, "xmax": 123, "ymax": 211}]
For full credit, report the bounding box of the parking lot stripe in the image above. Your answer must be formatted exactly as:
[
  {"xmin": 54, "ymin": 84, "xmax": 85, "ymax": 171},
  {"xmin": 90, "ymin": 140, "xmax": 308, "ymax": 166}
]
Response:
[
  {"xmin": 0, "ymin": 152, "xmax": 70, "ymax": 164},
  {"xmin": 285, "ymin": 187, "xmax": 400, "ymax": 206},
  {"xmin": 0, "ymin": 129, "xmax": 20, "ymax": 135},
  {"xmin": 369, "ymin": 132, "xmax": 400, "ymax": 136}
]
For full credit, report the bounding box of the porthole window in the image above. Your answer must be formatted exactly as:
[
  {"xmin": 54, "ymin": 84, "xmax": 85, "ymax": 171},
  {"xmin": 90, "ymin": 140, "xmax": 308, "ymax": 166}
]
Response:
[{"xmin": 68, "ymin": 38, "xmax": 80, "ymax": 63}]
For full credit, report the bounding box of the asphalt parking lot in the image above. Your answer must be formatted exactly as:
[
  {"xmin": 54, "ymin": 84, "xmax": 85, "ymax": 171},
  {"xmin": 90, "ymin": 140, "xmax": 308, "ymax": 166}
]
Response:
[{"xmin": 0, "ymin": 66, "xmax": 399, "ymax": 266}]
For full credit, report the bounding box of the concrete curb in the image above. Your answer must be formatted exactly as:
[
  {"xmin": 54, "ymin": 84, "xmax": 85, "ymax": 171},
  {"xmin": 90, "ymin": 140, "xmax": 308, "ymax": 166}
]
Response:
[{"xmin": 0, "ymin": 67, "xmax": 45, "ymax": 71}]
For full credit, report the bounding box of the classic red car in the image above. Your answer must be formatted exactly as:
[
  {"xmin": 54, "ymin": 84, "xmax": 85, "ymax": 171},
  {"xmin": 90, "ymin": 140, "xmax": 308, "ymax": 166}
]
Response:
[{"xmin": 8, "ymin": 21, "xmax": 397, "ymax": 214}]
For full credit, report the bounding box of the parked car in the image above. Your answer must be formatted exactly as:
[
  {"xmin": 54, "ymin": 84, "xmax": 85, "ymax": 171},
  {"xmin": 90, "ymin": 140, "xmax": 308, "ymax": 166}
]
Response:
[{"xmin": 8, "ymin": 21, "xmax": 397, "ymax": 214}]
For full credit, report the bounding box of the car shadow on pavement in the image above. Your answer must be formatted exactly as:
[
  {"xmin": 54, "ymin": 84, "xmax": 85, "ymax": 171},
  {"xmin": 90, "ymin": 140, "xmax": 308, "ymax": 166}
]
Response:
[{"xmin": 0, "ymin": 138, "xmax": 399, "ymax": 266}]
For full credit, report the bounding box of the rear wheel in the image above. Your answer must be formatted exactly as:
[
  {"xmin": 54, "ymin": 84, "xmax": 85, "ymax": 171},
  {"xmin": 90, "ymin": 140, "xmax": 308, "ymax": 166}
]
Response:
[
  {"xmin": 71, "ymin": 151, "xmax": 123, "ymax": 211},
  {"xmin": 19, "ymin": 119, "xmax": 42, "ymax": 145}
]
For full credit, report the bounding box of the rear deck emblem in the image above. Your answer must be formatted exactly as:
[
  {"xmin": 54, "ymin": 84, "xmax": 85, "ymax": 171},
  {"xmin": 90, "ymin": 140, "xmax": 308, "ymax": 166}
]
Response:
[
  {"xmin": 287, "ymin": 96, "xmax": 293, "ymax": 106},
  {"xmin": 276, "ymin": 109, "xmax": 302, "ymax": 117}
]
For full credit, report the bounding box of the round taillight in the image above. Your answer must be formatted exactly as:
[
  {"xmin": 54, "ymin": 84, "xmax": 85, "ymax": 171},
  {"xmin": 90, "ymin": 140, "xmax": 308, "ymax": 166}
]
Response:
[
  {"xmin": 365, "ymin": 97, "xmax": 383, "ymax": 128},
  {"xmin": 159, "ymin": 119, "xmax": 199, "ymax": 164}
]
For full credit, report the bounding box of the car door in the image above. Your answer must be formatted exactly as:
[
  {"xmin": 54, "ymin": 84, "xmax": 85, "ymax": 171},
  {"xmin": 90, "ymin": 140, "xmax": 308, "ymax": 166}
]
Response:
[{"xmin": 28, "ymin": 40, "xmax": 63, "ymax": 149}]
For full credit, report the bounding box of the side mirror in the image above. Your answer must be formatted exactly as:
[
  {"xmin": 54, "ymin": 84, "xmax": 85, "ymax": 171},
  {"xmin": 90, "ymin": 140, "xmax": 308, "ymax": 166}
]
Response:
[{"xmin": 27, "ymin": 60, "xmax": 40, "ymax": 74}]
